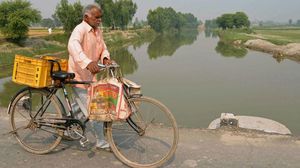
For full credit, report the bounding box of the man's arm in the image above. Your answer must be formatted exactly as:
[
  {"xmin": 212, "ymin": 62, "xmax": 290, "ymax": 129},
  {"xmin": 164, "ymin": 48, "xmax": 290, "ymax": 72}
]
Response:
[{"xmin": 68, "ymin": 27, "xmax": 92, "ymax": 70}]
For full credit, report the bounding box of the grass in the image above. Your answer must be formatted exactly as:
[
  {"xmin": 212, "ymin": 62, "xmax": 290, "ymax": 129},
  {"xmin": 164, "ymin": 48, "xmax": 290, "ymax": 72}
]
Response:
[
  {"xmin": 253, "ymin": 28, "xmax": 300, "ymax": 45},
  {"xmin": 217, "ymin": 28, "xmax": 255, "ymax": 43},
  {"xmin": 217, "ymin": 27, "xmax": 300, "ymax": 45}
]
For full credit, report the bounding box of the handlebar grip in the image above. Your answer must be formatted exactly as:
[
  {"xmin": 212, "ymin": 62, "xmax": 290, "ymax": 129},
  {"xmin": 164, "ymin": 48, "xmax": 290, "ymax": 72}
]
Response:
[{"xmin": 97, "ymin": 63, "xmax": 120, "ymax": 69}]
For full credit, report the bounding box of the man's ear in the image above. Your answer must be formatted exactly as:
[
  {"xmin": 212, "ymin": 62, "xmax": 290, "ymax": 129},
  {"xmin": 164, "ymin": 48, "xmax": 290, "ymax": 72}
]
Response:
[{"xmin": 84, "ymin": 13, "xmax": 91, "ymax": 20}]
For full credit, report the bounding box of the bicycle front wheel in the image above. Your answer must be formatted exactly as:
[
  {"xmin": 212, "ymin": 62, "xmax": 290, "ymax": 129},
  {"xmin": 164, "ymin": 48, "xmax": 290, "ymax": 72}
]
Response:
[
  {"xmin": 106, "ymin": 96, "xmax": 179, "ymax": 168},
  {"xmin": 9, "ymin": 88, "xmax": 64, "ymax": 154}
]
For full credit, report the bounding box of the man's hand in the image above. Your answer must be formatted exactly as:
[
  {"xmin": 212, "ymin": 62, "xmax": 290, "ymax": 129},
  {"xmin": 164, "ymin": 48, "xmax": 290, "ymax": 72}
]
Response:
[
  {"xmin": 103, "ymin": 57, "xmax": 112, "ymax": 65},
  {"xmin": 86, "ymin": 61, "xmax": 100, "ymax": 74}
]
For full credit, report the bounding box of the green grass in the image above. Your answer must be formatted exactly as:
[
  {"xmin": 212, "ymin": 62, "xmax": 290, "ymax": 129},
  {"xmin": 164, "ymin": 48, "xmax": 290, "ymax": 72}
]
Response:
[
  {"xmin": 253, "ymin": 28, "xmax": 300, "ymax": 45},
  {"xmin": 0, "ymin": 43, "xmax": 66, "ymax": 78},
  {"xmin": 217, "ymin": 27, "xmax": 300, "ymax": 45},
  {"xmin": 217, "ymin": 29, "xmax": 254, "ymax": 43}
]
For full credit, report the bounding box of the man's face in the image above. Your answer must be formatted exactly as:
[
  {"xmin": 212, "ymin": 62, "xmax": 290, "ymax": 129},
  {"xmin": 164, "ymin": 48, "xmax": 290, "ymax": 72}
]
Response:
[{"xmin": 85, "ymin": 8, "xmax": 102, "ymax": 28}]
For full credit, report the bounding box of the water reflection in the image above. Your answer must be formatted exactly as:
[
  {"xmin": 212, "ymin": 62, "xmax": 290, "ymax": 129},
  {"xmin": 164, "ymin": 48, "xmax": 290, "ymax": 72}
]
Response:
[
  {"xmin": 147, "ymin": 29, "xmax": 199, "ymax": 59},
  {"xmin": 204, "ymin": 28, "xmax": 218, "ymax": 38},
  {"xmin": 110, "ymin": 47, "xmax": 138, "ymax": 75},
  {"xmin": 215, "ymin": 41, "xmax": 248, "ymax": 58}
]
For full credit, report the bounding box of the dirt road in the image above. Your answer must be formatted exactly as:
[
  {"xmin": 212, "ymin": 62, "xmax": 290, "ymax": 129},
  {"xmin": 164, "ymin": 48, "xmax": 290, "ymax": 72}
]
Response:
[{"xmin": 1, "ymin": 111, "xmax": 300, "ymax": 168}]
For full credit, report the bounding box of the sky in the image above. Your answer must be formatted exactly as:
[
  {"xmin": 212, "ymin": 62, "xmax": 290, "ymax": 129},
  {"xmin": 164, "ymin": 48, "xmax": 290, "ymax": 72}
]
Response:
[{"xmin": 4, "ymin": 0, "xmax": 300, "ymax": 23}]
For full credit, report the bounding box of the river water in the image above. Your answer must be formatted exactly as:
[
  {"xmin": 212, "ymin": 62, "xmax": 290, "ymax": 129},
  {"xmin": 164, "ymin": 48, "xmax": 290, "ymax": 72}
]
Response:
[{"xmin": 1, "ymin": 30, "xmax": 300, "ymax": 134}]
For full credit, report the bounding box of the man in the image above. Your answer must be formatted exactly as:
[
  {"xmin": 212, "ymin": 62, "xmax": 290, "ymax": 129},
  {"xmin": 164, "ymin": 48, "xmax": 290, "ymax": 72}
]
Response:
[{"xmin": 68, "ymin": 4, "xmax": 111, "ymax": 149}]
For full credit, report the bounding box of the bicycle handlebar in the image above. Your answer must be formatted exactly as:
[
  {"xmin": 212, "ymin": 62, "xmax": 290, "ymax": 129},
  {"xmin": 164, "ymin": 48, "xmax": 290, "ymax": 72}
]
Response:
[{"xmin": 97, "ymin": 62, "xmax": 120, "ymax": 69}]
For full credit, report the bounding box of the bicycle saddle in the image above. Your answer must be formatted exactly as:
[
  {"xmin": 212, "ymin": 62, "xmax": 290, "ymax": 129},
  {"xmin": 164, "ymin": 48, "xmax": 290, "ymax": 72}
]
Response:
[{"xmin": 51, "ymin": 71, "xmax": 75, "ymax": 81}]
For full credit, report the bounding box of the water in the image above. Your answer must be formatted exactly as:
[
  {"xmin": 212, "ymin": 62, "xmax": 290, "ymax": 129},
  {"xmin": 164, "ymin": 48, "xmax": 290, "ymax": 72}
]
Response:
[{"xmin": 1, "ymin": 30, "xmax": 300, "ymax": 134}]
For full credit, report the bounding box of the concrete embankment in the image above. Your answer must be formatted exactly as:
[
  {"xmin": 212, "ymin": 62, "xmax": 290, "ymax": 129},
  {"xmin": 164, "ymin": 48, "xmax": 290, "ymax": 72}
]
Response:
[{"xmin": 1, "ymin": 108, "xmax": 300, "ymax": 168}]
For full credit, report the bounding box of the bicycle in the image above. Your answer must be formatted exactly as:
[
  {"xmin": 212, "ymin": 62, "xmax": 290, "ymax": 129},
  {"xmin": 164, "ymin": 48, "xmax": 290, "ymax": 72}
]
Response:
[{"xmin": 8, "ymin": 60, "xmax": 179, "ymax": 168}]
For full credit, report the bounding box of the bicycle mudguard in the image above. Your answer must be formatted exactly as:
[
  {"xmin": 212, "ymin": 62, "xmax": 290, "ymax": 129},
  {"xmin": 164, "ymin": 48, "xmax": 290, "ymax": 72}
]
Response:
[{"xmin": 7, "ymin": 87, "xmax": 30, "ymax": 114}]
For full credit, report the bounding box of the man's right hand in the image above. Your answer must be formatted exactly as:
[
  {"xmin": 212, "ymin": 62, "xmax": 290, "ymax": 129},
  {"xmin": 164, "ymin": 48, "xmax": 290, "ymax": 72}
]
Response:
[{"xmin": 86, "ymin": 61, "xmax": 100, "ymax": 74}]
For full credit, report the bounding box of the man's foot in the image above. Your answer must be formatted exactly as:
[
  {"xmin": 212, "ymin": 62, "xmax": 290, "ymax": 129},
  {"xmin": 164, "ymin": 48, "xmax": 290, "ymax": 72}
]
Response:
[{"xmin": 95, "ymin": 140, "xmax": 111, "ymax": 152}]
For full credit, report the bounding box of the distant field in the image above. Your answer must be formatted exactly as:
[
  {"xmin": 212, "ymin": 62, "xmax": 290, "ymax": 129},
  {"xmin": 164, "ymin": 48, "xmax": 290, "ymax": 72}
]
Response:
[
  {"xmin": 28, "ymin": 28, "xmax": 64, "ymax": 37},
  {"xmin": 218, "ymin": 27, "xmax": 300, "ymax": 45},
  {"xmin": 253, "ymin": 28, "xmax": 300, "ymax": 44},
  {"xmin": 0, "ymin": 28, "xmax": 64, "ymax": 39}
]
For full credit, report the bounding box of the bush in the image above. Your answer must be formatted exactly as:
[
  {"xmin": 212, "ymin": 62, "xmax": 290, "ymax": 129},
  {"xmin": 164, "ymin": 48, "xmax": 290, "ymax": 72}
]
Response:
[{"xmin": 0, "ymin": 0, "xmax": 41, "ymax": 42}]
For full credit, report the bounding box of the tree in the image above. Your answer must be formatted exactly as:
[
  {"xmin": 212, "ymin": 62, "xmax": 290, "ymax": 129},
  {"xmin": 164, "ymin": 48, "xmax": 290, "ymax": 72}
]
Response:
[
  {"xmin": 95, "ymin": 0, "xmax": 115, "ymax": 28},
  {"xmin": 216, "ymin": 12, "xmax": 250, "ymax": 29},
  {"xmin": 41, "ymin": 18, "xmax": 54, "ymax": 28},
  {"xmin": 133, "ymin": 18, "xmax": 142, "ymax": 29},
  {"xmin": 205, "ymin": 19, "xmax": 218, "ymax": 28},
  {"xmin": 95, "ymin": 0, "xmax": 137, "ymax": 30},
  {"xmin": 55, "ymin": 0, "xmax": 83, "ymax": 34},
  {"xmin": 216, "ymin": 14, "xmax": 234, "ymax": 29},
  {"xmin": 233, "ymin": 12, "xmax": 250, "ymax": 28},
  {"xmin": 52, "ymin": 14, "xmax": 62, "ymax": 28},
  {"xmin": 0, "ymin": 0, "xmax": 41, "ymax": 42},
  {"xmin": 147, "ymin": 7, "xmax": 199, "ymax": 33},
  {"xmin": 147, "ymin": 7, "xmax": 170, "ymax": 32},
  {"xmin": 114, "ymin": 0, "xmax": 137, "ymax": 30}
]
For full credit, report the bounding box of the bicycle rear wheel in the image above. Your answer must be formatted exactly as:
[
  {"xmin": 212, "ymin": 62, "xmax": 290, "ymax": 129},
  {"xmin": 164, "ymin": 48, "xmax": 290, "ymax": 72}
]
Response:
[
  {"xmin": 9, "ymin": 88, "xmax": 64, "ymax": 154},
  {"xmin": 106, "ymin": 96, "xmax": 179, "ymax": 168}
]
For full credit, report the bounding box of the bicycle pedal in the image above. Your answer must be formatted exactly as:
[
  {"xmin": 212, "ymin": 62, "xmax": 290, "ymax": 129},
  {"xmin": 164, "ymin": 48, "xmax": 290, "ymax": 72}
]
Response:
[{"xmin": 79, "ymin": 137, "xmax": 89, "ymax": 147}]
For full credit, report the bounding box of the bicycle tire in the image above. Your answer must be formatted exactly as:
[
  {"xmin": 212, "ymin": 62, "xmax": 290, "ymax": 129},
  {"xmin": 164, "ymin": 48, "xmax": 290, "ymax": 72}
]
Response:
[
  {"xmin": 9, "ymin": 88, "xmax": 64, "ymax": 154},
  {"xmin": 106, "ymin": 96, "xmax": 179, "ymax": 168}
]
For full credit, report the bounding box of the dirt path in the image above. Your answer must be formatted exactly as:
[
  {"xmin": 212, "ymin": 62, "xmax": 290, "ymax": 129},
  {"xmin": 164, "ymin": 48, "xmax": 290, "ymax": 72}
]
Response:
[{"xmin": 1, "ymin": 107, "xmax": 300, "ymax": 168}]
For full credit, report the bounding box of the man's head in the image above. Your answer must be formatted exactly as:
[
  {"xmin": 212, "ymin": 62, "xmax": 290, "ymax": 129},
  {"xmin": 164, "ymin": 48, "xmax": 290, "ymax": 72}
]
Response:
[{"xmin": 83, "ymin": 4, "xmax": 102, "ymax": 29}]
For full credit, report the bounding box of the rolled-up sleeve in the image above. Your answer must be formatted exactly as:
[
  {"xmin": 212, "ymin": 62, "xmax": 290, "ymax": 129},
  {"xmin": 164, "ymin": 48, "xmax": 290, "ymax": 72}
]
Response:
[{"xmin": 68, "ymin": 27, "xmax": 92, "ymax": 69}]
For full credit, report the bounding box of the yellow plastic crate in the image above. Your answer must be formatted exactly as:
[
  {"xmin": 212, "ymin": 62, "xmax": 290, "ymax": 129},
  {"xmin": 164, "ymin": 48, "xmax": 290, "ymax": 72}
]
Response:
[{"xmin": 12, "ymin": 55, "xmax": 68, "ymax": 88}]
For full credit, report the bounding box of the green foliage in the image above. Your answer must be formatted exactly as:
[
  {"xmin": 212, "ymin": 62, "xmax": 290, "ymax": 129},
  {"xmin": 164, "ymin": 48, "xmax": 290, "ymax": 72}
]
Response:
[
  {"xmin": 216, "ymin": 13, "xmax": 234, "ymax": 29},
  {"xmin": 233, "ymin": 12, "xmax": 250, "ymax": 28},
  {"xmin": 205, "ymin": 19, "xmax": 218, "ymax": 29},
  {"xmin": 133, "ymin": 18, "xmax": 143, "ymax": 29},
  {"xmin": 215, "ymin": 41, "xmax": 247, "ymax": 58},
  {"xmin": 147, "ymin": 7, "xmax": 199, "ymax": 33},
  {"xmin": 0, "ymin": 0, "xmax": 41, "ymax": 42},
  {"xmin": 43, "ymin": 33, "xmax": 69, "ymax": 44},
  {"xmin": 41, "ymin": 18, "xmax": 54, "ymax": 28},
  {"xmin": 217, "ymin": 29, "xmax": 254, "ymax": 43},
  {"xmin": 216, "ymin": 12, "xmax": 250, "ymax": 29},
  {"xmin": 55, "ymin": 0, "xmax": 83, "ymax": 34},
  {"xmin": 96, "ymin": 0, "xmax": 115, "ymax": 28},
  {"xmin": 0, "ymin": 81, "xmax": 24, "ymax": 107},
  {"xmin": 51, "ymin": 14, "xmax": 62, "ymax": 28},
  {"xmin": 95, "ymin": 0, "xmax": 137, "ymax": 30}
]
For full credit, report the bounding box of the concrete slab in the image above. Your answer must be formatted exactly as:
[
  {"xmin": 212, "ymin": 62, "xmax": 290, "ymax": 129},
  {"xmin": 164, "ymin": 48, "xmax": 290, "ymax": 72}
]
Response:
[{"xmin": 208, "ymin": 115, "xmax": 292, "ymax": 135}]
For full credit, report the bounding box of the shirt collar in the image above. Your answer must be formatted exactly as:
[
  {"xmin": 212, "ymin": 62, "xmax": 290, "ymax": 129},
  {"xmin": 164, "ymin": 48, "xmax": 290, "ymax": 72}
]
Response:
[{"xmin": 82, "ymin": 21, "xmax": 95, "ymax": 32}]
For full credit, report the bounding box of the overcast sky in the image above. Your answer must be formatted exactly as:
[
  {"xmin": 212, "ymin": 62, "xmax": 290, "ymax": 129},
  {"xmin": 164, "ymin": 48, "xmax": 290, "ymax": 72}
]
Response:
[{"xmin": 4, "ymin": 0, "xmax": 300, "ymax": 23}]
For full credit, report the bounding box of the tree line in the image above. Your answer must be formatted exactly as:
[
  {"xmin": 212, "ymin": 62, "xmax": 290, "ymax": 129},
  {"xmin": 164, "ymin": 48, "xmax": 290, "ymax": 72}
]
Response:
[
  {"xmin": 147, "ymin": 7, "xmax": 200, "ymax": 33},
  {"xmin": 0, "ymin": 0, "xmax": 199, "ymax": 43},
  {"xmin": 216, "ymin": 12, "xmax": 250, "ymax": 29}
]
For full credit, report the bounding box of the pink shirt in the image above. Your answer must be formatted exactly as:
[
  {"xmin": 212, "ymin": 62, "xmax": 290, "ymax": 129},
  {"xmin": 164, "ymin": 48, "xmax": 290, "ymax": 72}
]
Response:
[{"xmin": 68, "ymin": 21, "xmax": 110, "ymax": 88}]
